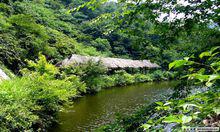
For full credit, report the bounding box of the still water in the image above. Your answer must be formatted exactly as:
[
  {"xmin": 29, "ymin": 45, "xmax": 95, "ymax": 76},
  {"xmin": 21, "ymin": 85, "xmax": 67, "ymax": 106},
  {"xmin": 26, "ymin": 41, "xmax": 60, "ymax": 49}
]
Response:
[{"xmin": 51, "ymin": 81, "xmax": 177, "ymax": 132}]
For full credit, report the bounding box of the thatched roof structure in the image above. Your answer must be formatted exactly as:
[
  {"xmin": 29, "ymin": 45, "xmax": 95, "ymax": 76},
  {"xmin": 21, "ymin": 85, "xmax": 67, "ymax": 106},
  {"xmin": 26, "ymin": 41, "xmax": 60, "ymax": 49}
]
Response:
[{"xmin": 59, "ymin": 54, "xmax": 160, "ymax": 69}]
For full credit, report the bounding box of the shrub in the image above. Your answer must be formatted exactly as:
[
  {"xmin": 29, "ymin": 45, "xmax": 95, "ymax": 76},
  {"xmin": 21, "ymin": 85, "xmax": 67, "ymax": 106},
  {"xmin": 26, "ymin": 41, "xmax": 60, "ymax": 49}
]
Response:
[
  {"xmin": 61, "ymin": 65, "xmax": 174, "ymax": 93},
  {"xmin": 25, "ymin": 53, "xmax": 58, "ymax": 77},
  {"xmin": 86, "ymin": 77, "xmax": 105, "ymax": 92},
  {"xmin": 150, "ymin": 70, "xmax": 167, "ymax": 81},
  {"xmin": 0, "ymin": 54, "xmax": 87, "ymax": 131},
  {"xmin": 61, "ymin": 61, "xmax": 107, "ymax": 93},
  {"xmin": 163, "ymin": 71, "xmax": 177, "ymax": 80},
  {"xmin": 23, "ymin": 54, "xmax": 86, "ymax": 95},
  {"xmin": 65, "ymin": 75, "xmax": 87, "ymax": 94},
  {"xmin": 101, "ymin": 75, "xmax": 116, "ymax": 88},
  {"xmin": 89, "ymin": 38, "xmax": 112, "ymax": 53},
  {"xmin": 89, "ymin": 75, "xmax": 116, "ymax": 89},
  {"xmin": 113, "ymin": 70, "xmax": 135, "ymax": 86},
  {"xmin": 0, "ymin": 74, "xmax": 78, "ymax": 131},
  {"xmin": 134, "ymin": 74, "xmax": 153, "ymax": 82}
]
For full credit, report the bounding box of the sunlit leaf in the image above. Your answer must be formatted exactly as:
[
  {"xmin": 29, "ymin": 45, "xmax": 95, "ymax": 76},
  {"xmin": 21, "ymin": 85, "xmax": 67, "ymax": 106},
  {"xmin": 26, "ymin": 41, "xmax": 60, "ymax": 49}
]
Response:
[
  {"xmin": 211, "ymin": 61, "xmax": 220, "ymax": 67},
  {"xmin": 164, "ymin": 102, "xmax": 171, "ymax": 106},
  {"xmin": 205, "ymin": 82, "xmax": 213, "ymax": 87},
  {"xmin": 197, "ymin": 68, "xmax": 205, "ymax": 74},
  {"xmin": 205, "ymin": 74, "xmax": 220, "ymax": 87},
  {"xmin": 182, "ymin": 115, "xmax": 192, "ymax": 124},
  {"xmin": 188, "ymin": 68, "xmax": 194, "ymax": 72},
  {"xmin": 184, "ymin": 57, "xmax": 190, "ymax": 61},
  {"xmin": 155, "ymin": 101, "xmax": 163, "ymax": 106},
  {"xmin": 169, "ymin": 60, "xmax": 190, "ymax": 70},
  {"xmin": 199, "ymin": 51, "xmax": 211, "ymax": 59},
  {"xmin": 208, "ymin": 74, "xmax": 220, "ymax": 81},
  {"xmin": 179, "ymin": 103, "xmax": 200, "ymax": 110},
  {"xmin": 213, "ymin": 107, "xmax": 220, "ymax": 115},
  {"xmin": 163, "ymin": 115, "xmax": 182, "ymax": 123},
  {"xmin": 187, "ymin": 74, "xmax": 209, "ymax": 82},
  {"xmin": 210, "ymin": 46, "xmax": 220, "ymax": 53},
  {"xmin": 142, "ymin": 124, "xmax": 151, "ymax": 130}
]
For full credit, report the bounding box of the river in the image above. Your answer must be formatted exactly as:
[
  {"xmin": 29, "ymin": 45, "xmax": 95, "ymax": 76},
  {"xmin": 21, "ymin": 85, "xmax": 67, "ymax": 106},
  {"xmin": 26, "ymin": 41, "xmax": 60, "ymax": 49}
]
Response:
[{"xmin": 50, "ymin": 81, "xmax": 177, "ymax": 132}]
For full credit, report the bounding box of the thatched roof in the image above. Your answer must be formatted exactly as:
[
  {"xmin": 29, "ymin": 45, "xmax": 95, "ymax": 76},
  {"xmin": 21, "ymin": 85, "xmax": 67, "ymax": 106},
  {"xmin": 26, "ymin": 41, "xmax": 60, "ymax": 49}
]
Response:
[{"xmin": 59, "ymin": 54, "xmax": 160, "ymax": 69}]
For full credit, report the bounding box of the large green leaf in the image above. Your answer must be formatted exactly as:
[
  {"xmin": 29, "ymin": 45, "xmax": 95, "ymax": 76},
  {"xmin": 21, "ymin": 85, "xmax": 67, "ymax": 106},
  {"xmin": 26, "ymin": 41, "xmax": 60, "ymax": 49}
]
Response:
[
  {"xmin": 169, "ymin": 60, "xmax": 189, "ymax": 70},
  {"xmin": 187, "ymin": 74, "xmax": 209, "ymax": 82},
  {"xmin": 163, "ymin": 115, "xmax": 182, "ymax": 123},
  {"xmin": 182, "ymin": 115, "xmax": 192, "ymax": 124}
]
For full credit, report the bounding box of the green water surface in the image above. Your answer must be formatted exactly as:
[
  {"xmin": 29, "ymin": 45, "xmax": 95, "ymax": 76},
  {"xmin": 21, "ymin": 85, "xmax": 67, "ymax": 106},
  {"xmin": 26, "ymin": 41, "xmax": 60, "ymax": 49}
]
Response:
[{"xmin": 51, "ymin": 81, "xmax": 177, "ymax": 132}]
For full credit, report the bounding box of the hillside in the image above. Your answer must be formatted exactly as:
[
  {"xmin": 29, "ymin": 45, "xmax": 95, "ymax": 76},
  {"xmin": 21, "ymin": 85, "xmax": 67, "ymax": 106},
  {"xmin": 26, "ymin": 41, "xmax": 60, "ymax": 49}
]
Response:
[
  {"xmin": 1, "ymin": 0, "xmax": 219, "ymax": 73},
  {"xmin": 0, "ymin": 0, "xmax": 219, "ymax": 131},
  {"xmin": 0, "ymin": 0, "xmax": 115, "ymax": 72}
]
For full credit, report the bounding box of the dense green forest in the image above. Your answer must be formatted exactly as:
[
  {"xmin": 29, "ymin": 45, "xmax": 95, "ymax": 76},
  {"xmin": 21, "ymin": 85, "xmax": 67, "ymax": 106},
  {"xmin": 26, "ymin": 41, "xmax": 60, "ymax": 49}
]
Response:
[{"xmin": 0, "ymin": 0, "xmax": 219, "ymax": 131}]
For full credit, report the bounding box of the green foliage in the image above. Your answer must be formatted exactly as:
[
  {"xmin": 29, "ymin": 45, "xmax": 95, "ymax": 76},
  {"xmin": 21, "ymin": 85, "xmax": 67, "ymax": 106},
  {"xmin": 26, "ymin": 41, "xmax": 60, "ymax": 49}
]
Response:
[
  {"xmin": 1, "ymin": 0, "xmax": 219, "ymax": 131},
  {"xmin": 79, "ymin": 61, "xmax": 107, "ymax": 79},
  {"xmin": 150, "ymin": 70, "xmax": 177, "ymax": 81},
  {"xmin": 0, "ymin": 64, "xmax": 15, "ymax": 78},
  {"xmin": 169, "ymin": 46, "xmax": 220, "ymax": 87},
  {"xmin": 78, "ymin": 0, "xmax": 220, "ymax": 68},
  {"xmin": 95, "ymin": 69, "xmax": 172, "ymax": 89},
  {"xmin": 140, "ymin": 47, "xmax": 220, "ymax": 130},
  {"xmin": 0, "ymin": 0, "xmax": 104, "ymax": 72},
  {"xmin": 134, "ymin": 74, "xmax": 152, "ymax": 82},
  {"xmin": 0, "ymin": 54, "xmax": 87, "ymax": 131},
  {"xmin": 0, "ymin": 75, "xmax": 78, "ymax": 131},
  {"xmin": 62, "ymin": 62, "xmax": 171, "ymax": 93},
  {"xmin": 99, "ymin": 47, "xmax": 220, "ymax": 131},
  {"xmin": 142, "ymin": 90, "xmax": 220, "ymax": 131},
  {"xmin": 25, "ymin": 53, "xmax": 86, "ymax": 94},
  {"xmin": 99, "ymin": 75, "xmax": 116, "ymax": 88},
  {"xmin": 151, "ymin": 70, "xmax": 166, "ymax": 81},
  {"xmin": 90, "ymin": 38, "xmax": 111, "ymax": 51},
  {"xmin": 1, "ymin": 0, "xmax": 218, "ymax": 74},
  {"xmin": 113, "ymin": 70, "xmax": 135, "ymax": 86},
  {"xmin": 46, "ymin": 28, "xmax": 77, "ymax": 61},
  {"xmin": 25, "ymin": 53, "xmax": 58, "ymax": 77},
  {"xmin": 0, "ymin": 3, "xmax": 12, "ymax": 15},
  {"xmin": 64, "ymin": 75, "xmax": 87, "ymax": 94},
  {"xmin": 62, "ymin": 61, "xmax": 107, "ymax": 92}
]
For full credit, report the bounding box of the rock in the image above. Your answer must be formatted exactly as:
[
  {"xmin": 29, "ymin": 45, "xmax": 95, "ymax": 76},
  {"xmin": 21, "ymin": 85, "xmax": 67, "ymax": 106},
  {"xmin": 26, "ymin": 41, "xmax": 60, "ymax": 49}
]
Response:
[{"xmin": 0, "ymin": 68, "xmax": 10, "ymax": 80}]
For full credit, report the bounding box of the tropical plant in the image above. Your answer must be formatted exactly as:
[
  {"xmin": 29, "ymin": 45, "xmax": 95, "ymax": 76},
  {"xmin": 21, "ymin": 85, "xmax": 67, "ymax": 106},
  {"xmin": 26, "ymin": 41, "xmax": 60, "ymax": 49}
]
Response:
[{"xmin": 141, "ymin": 47, "xmax": 220, "ymax": 130}]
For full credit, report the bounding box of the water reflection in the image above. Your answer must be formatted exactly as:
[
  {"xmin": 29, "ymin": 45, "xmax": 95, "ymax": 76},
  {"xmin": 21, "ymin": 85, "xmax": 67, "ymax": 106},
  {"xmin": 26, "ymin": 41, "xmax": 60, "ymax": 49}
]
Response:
[{"xmin": 51, "ymin": 81, "xmax": 177, "ymax": 132}]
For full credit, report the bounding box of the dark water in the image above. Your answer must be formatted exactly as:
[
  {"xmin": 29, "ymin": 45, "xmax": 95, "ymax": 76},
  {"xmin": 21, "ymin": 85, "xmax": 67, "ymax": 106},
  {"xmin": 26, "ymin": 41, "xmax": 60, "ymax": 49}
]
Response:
[{"xmin": 50, "ymin": 81, "xmax": 177, "ymax": 132}]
